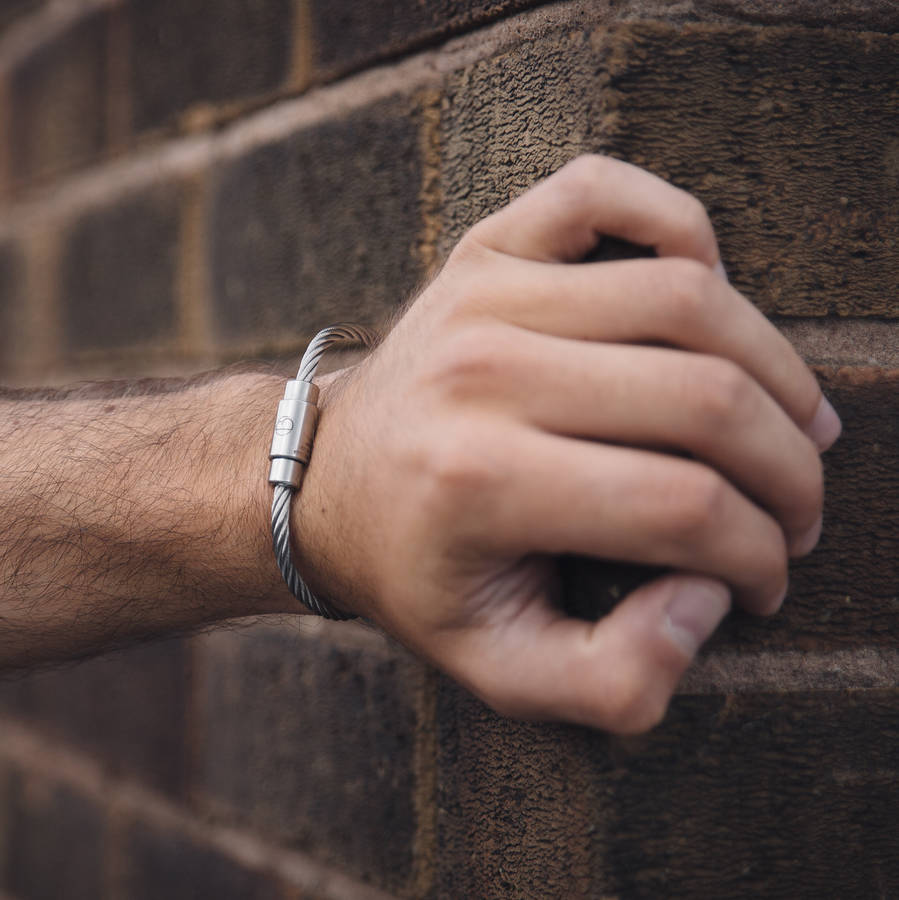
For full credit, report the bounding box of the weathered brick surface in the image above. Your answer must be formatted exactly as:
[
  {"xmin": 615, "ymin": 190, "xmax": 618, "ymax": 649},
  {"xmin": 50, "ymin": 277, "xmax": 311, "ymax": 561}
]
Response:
[
  {"xmin": 8, "ymin": 8, "xmax": 109, "ymax": 189},
  {"xmin": 1, "ymin": 768, "xmax": 106, "ymax": 900},
  {"xmin": 60, "ymin": 182, "xmax": 183, "ymax": 352},
  {"xmin": 194, "ymin": 622, "xmax": 421, "ymax": 894},
  {"xmin": 122, "ymin": 819, "xmax": 283, "ymax": 900},
  {"xmin": 563, "ymin": 367, "xmax": 899, "ymax": 651},
  {"xmin": 596, "ymin": 24, "xmax": 899, "ymax": 317},
  {"xmin": 0, "ymin": 638, "xmax": 191, "ymax": 798},
  {"xmin": 695, "ymin": 0, "xmax": 899, "ymax": 31},
  {"xmin": 311, "ymin": 1, "xmax": 546, "ymax": 76},
  {"xmin": 128, "ymin": 0, "xmax": 293, "ymax": 134},
  {"xmin": 436, "ymin": 679, "xmax": 899, "ymax": 898},
  {"xmin": 441, "ymin": 23, "xmax": 899, "ymax": 317},
  {"xmin": 210, "ymin": 96, "xmax": 424, "ymax": 347}
]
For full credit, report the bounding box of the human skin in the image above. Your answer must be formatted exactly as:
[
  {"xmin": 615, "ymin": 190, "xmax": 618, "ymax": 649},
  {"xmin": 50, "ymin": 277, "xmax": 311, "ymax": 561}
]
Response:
[{"xmin": 0, "ymin": 156, "xmax": 840, "ymax": 734}]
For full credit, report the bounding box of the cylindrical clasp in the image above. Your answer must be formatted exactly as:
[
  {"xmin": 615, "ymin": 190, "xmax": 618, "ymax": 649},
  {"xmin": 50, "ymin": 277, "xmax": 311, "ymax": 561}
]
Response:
[{"xmin": 268, "ymin": 380, "xmax": 320, "ymax": 488}]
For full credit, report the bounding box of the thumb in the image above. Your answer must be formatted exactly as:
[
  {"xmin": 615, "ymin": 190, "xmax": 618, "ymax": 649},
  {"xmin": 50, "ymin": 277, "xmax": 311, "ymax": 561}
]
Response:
[{"xmin": 453, "ymin": 574, "xmax": 731, "ymax": 734}]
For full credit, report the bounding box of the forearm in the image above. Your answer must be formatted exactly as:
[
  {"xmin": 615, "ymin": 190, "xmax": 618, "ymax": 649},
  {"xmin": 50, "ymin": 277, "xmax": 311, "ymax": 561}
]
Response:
[{"xmin": 0, "ymin": 370, "xmax": 301, "ymax": 670}]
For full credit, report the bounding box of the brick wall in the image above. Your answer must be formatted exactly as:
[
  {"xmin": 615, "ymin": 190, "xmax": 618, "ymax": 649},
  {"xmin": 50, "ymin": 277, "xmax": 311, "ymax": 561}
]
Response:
[{"xmin": 0, "ymin": 1, "xmax": 896, "ymax": 897}]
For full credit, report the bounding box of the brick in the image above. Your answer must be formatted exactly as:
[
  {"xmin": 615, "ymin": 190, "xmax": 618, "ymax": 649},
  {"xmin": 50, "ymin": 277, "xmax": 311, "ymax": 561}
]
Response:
[
  {"xmin": 2, "ymin": 769, "xmax": 105, "ymax": 900},
  {"xmin": 210, "ymin": 96, "xmax": 424, "ymax": 346},
  {"xmin": 561, "ymin": 367, "xmax": 899, "ymax": 651},
  {"xmin": 596, "ymin": 24, "xmax": 899, "ymax": 316},
  {"xmin": 8, "ymin": 8, "xmax": 108, "ymax": 188},
  {"xmin": 440, "ymin": 27, "xmax": 604, "ymax": 249},
  {"xmin": 194, "ymin": 622, "xmax": 420, "ymax": 894},
  {"xmin": 0, "ymin": 242, "xmax": 24, "ymax": 373},
  {"xmin": 441, "ymin": 24, "xmax": 899, "ymax": 316},
  {"xmin": 310, "ymin": 1, "xmax": 544, "ymax": 76},
  {"xmin": 60, "ymin": 182, "xmax": 182, "ymax": 352},
  {"xmin": 695, "ymin": 0, "xmax": 899, "ymax": 31},
  {"xmin": 122, "ymin": 819, "xmax": 282, "ymax": 900},
  {"xmin": 0, "ymin": 638, "xmax": 191, "ymax": 798},
  {"xmin": 435, "ymin": 679, "xmax": 899, "ymax": 898},
  {"xmin": 0, "ymin": 0, "xmax": 44, "ymax": 32},
  {"xmin": 128, "ymin": 0, "xmax": 293, "ymax": 134}
]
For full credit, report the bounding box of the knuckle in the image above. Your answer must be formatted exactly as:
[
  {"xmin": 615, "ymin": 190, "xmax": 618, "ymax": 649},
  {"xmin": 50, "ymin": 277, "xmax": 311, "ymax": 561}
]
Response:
[
  {"xmin": 553, "ymin": 154, "xmax": 607, "ymax": 202},
  {"xmin": 669, "ymin": 466, "xmax": 731, "ymax": 541},
  {"xmin": 428, "ymin": 326, "xmax": 507, "ymax": 397},
  {"xmin": 424, "ymin": 420, "xmax": 500, "ymax": 499},
  {"xmin": 689, "ymin": 357, "xmax": 757, "ymax": 433},
  {"xmin": 660, "ymin": 258, "xmax": 716, "ymax": 327}
]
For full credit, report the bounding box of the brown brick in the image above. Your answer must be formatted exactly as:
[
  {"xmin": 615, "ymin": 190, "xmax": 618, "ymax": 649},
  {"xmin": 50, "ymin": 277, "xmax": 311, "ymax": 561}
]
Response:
[
  {"xmin": 128, "ymin": 0, "xmax": 293, "ymax": 134},
  {"xmin": 194, "ymin": 622, "xmax": 420, "ymax": 894},
  {"xmin": 0, "ymin": 0, "xmax": 44, "ymax": 32},
  {"xmin": 435, "ymin": 680, "xmax": 899, "ymax": 898},
  {"xmin": 696, "ymin": 0, "xmax": 899, "ymax": 31},
  {"xmin": 60, "ymin": 182, "xmax": 182, "ymax": 352},
  {"xmin": 8, "ymin": 8, "xmax": 109, "ymax": 189},
  {"xmin": 122, "ymin": 819, "xmax": 283, "ymax": 900},
  {"xmin": 209, "ymin": 96, "xmax": 424, "ymax": 347},
  {"xmin": 561, "ymin": 367, "xmax": 899, "ymax": 651},
  {"xmin": 0, "ymin": 639, "xmax": 191, "ymax": 799},
  {"xmin": 2, "ymin": 768, "xmax": 106, "ymax": 900},
  {"xmin": 597, "ymin": 24, "xmax": 899, "ymax": 317},
  {"xmin": 310, "ymin": 1, "xmax": 545, "ymax": 77},
  {"xmin": 440, "ymin": 27, "xmax": 603, "ymax": 249},
  {"xmin": 441, "ymin": 24, "xmax": 899, "ymax": 316},
  {"xmin": 0, "ymin": 241, "xmax": 24, "ymax": 373}
]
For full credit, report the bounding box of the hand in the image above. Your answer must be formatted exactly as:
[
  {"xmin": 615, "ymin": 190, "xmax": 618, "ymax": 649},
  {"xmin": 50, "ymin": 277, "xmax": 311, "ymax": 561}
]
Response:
[{"xmin": 291, "ymin": 155, "xmax": 841, "ymax": 734}]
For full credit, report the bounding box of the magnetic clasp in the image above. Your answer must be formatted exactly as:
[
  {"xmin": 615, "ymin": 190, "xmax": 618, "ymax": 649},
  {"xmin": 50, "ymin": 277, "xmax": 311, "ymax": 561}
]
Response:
[{"xmin": 268, "ymin": 380, "xmax": 320, "ymax": 488}]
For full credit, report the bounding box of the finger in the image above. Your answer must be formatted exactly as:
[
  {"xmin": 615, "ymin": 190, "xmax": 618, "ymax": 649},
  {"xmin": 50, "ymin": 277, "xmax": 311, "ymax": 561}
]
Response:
[
  {"xmin": 463, "ymin": 330, "xmax": 823, "ymax": 555},
  {"xmin": 447, "ymin": 573, "xmax": 731, "ymax": 733},
  {"xmin": 475, "ymin": 255, "xmax": 841, "ymax": 450},
  {"xmin": 474, "ymin": 425, "xmax": 788, "ymax": 614},
  {"xmin": 467, "ymin": 155, "xmax": 720, "ymax": 267}
]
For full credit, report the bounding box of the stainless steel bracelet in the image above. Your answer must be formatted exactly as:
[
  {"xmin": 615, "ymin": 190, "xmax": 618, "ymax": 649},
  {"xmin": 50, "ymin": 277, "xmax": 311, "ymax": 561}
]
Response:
[{"xmin": 268, "ymin": 323, "xmax": 378, "ymax": 619}]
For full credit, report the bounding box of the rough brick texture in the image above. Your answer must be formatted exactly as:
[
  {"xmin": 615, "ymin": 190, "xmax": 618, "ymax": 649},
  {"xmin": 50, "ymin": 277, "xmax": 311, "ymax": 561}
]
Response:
[
  {"xmin": 311, "ymin": 1, "xmax": 546, "ymax": 75},
  {"xmin": 210, "ymin": 96, "xmax": 425, "ymax": 347},
  {"xmin": 436, "ymin": 680, "xmax": 899, "ymax": 898},
  {"xmin": 194, "ymin": 622, "xmax": 421, "ymax": 894},
  {"xmin": 442, "ymin": 23, "xmax": 899, "ymax": 316},
  {"xmin": 0, "ymin": 639, "xmax": 191, "ymax": 798},
  {"xmin": 60, "ymin": 182, "xmax": 182, "ymax": 353},
  {"xmin": 8, "ymin": 8, "xmax": 110, "ymax": 189},
  {"xmin": 128, "ymin": 0, "xmax": 293, "ymax": 133}
]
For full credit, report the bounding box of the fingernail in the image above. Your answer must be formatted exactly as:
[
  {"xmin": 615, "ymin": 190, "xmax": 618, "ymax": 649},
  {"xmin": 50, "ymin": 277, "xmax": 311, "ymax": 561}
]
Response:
[
  {"xmin": 808, "ymin": 395, "xmax": 842, "ymax": 451},
  {"xmin": 713, "ymin": 260, "xmax": 729, "ymax": 282},
  {"xmin": 768, "ymin": 579, "xmax": 789, "ymax": 615},
  {"xmin": 791, "ymin": 513, "xmax": 823, "ymax": 557},
  {"xmin": 664, "ymin": 580, "xmax": 731, "ymax": 656}
]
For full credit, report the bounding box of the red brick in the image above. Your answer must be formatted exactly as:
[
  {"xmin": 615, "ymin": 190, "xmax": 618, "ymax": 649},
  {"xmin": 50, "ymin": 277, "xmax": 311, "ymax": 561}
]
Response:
[
  {"xmin": 8, "ymin": 8, "xmax": 109, "ymax": 189},
  {"xmin": 193, "ymin": 622, "xmax": 421, "ymax": 895},
  {"xmin": 127, "ymin": 0, "xmax": 293, "ymax": 134}
]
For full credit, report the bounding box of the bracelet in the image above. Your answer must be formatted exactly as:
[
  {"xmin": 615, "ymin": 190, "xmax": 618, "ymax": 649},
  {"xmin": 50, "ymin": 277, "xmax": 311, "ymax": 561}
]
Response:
[{"xmin": 268, "ymin": 324, "xmax": 378, "ymax": 619}]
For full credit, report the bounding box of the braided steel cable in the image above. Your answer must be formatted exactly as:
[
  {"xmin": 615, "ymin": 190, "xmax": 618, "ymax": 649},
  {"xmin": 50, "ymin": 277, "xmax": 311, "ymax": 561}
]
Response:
[{"xmin": 269, "ymin": 324, "xmax": 379, "ymax": 619}]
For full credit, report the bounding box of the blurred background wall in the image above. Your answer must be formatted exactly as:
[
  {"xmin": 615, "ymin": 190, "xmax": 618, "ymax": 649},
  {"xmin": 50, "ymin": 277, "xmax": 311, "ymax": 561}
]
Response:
[{"xmin": 0, "ymin": 0, "xmax": 896, "ymax": 897}]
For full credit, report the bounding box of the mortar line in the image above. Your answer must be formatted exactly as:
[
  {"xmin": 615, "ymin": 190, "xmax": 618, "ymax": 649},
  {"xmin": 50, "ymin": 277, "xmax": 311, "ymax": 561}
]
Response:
[{"xmin": 0, "ymin": 718, "xmax": 400, "ymax": 900}]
